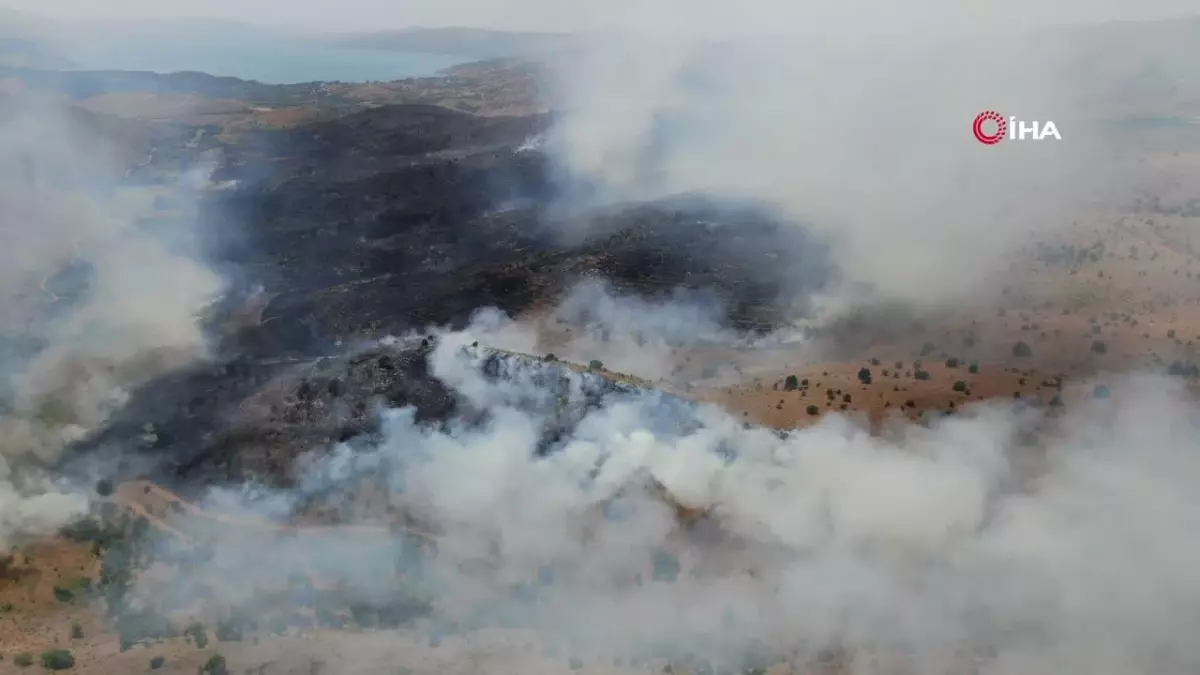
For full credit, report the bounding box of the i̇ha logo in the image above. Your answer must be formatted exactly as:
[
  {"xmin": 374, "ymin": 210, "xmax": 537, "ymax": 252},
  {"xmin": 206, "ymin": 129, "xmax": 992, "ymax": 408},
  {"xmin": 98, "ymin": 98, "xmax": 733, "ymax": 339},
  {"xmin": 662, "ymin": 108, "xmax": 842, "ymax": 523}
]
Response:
[{"xmin": 973, "ymin": 110, "xmax": 1061, "ymax": 144}]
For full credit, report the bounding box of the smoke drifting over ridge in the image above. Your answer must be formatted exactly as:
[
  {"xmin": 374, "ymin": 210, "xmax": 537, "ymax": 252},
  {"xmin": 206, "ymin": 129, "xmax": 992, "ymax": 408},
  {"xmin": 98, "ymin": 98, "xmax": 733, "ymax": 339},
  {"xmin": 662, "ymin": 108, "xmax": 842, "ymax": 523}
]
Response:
[
  {"xmin": 0, "ymin": 95, "xmax": 225, "ymax": 546},
  {"xmin": 538, "ymin": 3, "xmax": 1131, "ymax": 309},
  {"xmin": 139, "ymin": 319, "xmax": 1200, "ymax": 675}
]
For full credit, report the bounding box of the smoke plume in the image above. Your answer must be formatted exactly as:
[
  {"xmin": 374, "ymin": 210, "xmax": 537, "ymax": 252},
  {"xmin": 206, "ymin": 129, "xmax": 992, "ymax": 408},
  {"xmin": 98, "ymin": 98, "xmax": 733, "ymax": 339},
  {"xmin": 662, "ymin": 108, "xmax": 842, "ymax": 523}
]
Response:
[
  {"xmin": 540, "ymin": 9, "xmax": 1133, "ymax": 311},
  {"xmin": 0, "ymin": 93, "xmax": 225, "ymax": 546},
  {"xmin": 129, "ymin": 312, "xmax": 1200, "ymax": 674}
]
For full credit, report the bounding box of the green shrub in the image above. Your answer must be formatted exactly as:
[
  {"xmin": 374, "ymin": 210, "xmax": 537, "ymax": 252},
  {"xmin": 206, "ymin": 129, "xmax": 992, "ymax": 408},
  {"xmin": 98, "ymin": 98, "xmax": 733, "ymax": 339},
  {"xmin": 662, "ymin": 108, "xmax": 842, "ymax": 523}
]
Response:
[
  {"xmin": 952, "ymin": 381, "xmax": 967, "ymax": 392},
  {"xmin": 806, "ymin": 405, "xmax": 820, "ymax": 416},
  {"xmin": 149, "ymin": 656, "xmax": 165, "ymax": 669},
  {"xmin": 52, "ymin": 586, "xmax": 74, "ymax": 603},
  {"xmin": 185, "ymin": 622, "xmax": 208, "ymax": 649},
  {"xmin": 13, "ymin": 652, "xmax": 32, "ymax": 667},
  {"xmin": 41, "ymin": 649, "xmax": 74, "ymax": 670},
  {"xmin": 201, "ymin": 653, "xmax": 228, "ymax": 675}
]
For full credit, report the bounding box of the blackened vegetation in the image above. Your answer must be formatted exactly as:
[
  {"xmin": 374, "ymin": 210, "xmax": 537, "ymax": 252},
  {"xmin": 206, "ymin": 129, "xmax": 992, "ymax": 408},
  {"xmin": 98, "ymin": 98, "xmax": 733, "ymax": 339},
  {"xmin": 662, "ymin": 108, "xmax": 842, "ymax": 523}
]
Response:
[
  {"xmin": 206, "ymin": 104, "xmax": 831, "ymax": 356},
  {"xmin": 67, "ymin": 338, "xmax": 453, "ymax": 489},
  {"xmin": 65, "ymin": 103, "xmax": 828, "ymax": 489}
]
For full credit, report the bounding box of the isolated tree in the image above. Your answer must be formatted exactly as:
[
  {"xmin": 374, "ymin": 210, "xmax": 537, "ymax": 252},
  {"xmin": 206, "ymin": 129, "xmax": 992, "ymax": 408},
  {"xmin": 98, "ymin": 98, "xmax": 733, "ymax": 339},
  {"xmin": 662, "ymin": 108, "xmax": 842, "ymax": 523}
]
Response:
[
  {"xmin": 1090, "ymin": 340, "xmax": 1107, "ymax": 355},
  {"xmin": 783, "ymin": 375, "xmax": 799, "ymax": 391},
  {"xmin": 806, "ymin": 405, "xmax": 820, "ymax": 416},
  {"xmin": 588, "ymin": 360, "xmax": 603, "ymax": 371},
  {"xmin": 13, "ymin": 653, "xmax": 32, "ymax": 667},
  {"xmin": 968, "ymin": 362, "xmax": 979, "ymax": 374},
  {"xmin": 952, "ymin": 381, "xmax": 967, "ymax": 393},
  {"xmin": 856, "ymin": 368, "xmax": 871, "ymax": 385},
  {"xmin": 1012, "ymin": 341, "xmax": 1033, "ymax": 358},
  {"xmin": 149, "ymin": 657, "xmax": 165, "ymax": 670},
  {"xmin": 945, "ymin": 358, "xmax": 960, "ymax": 368}
]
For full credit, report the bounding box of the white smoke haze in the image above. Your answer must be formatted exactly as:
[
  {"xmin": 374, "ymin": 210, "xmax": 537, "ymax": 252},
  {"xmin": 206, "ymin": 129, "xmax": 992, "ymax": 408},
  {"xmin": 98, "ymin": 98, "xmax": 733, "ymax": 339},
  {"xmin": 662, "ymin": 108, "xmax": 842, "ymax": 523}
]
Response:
[
  {"xmin": 463, "ymin": 280, "xmax": 744, "ymax": 382},
  {"xmin": 146, "ymin": 322, "xmax": 1200, "ymax": 674},
  {"xmin": 539, "ymin": 4, "xmax": 1134, "ymax": 313},
  {"xmin": 0, "ymin": 93, "xmax": 226, "ymax": 546}
]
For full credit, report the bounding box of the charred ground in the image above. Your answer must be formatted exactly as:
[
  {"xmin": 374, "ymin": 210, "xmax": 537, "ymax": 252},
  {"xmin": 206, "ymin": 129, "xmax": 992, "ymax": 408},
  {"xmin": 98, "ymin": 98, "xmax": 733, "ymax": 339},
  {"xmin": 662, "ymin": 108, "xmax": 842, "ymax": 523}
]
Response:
[{"xmin": 61, "ymin": 101, "xmax": 832, "ymax": 491}]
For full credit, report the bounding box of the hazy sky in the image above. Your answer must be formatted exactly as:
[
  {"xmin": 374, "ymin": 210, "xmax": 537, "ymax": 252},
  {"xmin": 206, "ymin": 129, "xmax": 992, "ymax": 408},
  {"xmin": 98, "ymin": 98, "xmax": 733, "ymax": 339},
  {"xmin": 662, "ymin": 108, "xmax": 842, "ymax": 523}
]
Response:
[{"xmin": 4, "ymin": 0, "xmax": 1199, "ymax": 34}]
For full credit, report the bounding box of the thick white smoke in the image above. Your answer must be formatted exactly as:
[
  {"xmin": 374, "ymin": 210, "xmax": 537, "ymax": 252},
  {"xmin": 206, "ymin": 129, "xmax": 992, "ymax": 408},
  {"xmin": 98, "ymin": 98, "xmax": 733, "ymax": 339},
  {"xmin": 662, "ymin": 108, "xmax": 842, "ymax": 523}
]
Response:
[
  {"xmin": 541, "ymin": 11, "xmax": 1136, "ymax": 310},
  {"xmin": 160, "ymin": 317, "xmax": 1200, "ymax": 674},
  {"xmin": 465, "ymin": 279, "xmax": 743, "ymax": 383},
  {"xmin": 0, "ymin": 93, "xmax": 226, "ymax": 546}
]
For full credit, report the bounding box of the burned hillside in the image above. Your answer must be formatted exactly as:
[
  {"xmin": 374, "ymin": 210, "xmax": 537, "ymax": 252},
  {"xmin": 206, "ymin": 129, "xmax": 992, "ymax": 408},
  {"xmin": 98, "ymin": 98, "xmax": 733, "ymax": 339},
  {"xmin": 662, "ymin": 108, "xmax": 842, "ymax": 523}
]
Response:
[
  {"xmin": 57, "ymin": 103, "xmax": 831, "ymax": 494},
  {"xmin": 204, "ymin": 104, "xmax": 833, "ymax": 357}
]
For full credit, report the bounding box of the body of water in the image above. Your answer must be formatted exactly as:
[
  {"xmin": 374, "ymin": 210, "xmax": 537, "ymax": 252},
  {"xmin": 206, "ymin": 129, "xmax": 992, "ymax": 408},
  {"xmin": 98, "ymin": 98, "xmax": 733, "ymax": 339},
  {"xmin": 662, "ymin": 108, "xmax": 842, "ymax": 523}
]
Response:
[{"xmin": 66, "ymin": 34, "xmax": 471, "ymax": 84}]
